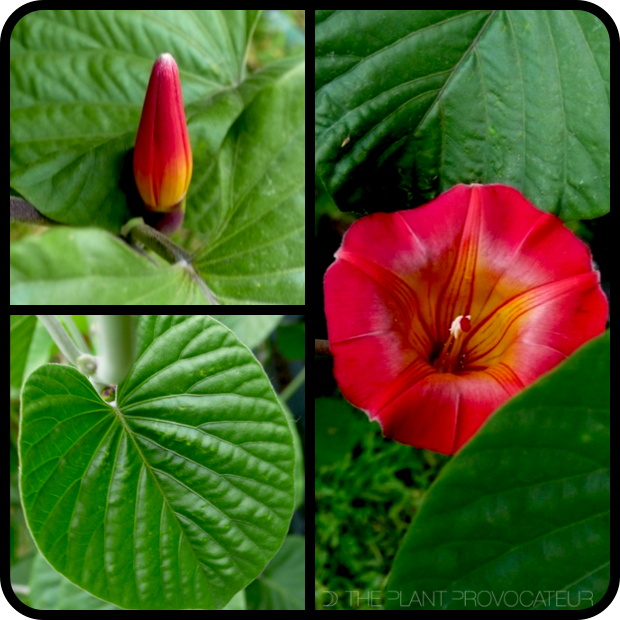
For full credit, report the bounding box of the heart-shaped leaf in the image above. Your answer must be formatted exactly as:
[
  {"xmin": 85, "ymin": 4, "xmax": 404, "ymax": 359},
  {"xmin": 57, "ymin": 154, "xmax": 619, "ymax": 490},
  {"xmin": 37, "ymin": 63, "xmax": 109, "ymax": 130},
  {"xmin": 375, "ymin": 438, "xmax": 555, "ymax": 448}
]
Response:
[{"xmin": 19, "ymin": 315, "xmax": 295, "ymax": 610}]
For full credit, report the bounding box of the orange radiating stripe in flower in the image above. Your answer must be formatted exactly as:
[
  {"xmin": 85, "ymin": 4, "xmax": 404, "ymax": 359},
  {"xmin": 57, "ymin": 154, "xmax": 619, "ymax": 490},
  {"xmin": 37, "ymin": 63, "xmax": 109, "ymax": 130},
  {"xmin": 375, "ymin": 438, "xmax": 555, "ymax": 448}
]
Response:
[
  {"xmin": 436, "ymin": 185, "xmax": 482, "ymax": 333},
  {"xmin": 467, "ymin": 270, "xmax": 601, "ymax": 365},
  {"xmin": 477, "ymin": 362, "xmax": 525, "ymax": 394},
  {"xmin": 337, "ymin": 249, "xmax": 434, "ymax": 359}
]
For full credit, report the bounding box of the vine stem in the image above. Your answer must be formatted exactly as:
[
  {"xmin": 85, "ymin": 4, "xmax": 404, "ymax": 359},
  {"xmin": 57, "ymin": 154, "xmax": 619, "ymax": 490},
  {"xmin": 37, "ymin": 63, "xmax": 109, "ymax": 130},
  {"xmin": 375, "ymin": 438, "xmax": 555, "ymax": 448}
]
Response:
[
  {"xmin": 315, "ymin": 339, "xmax": 331, "ymax": 356},
  {"xmin": 280, "ymin": 367, "xmax": 305, "ymax": 403},
  {"xmin": 11, "ymin": 196, "xmax": 62, "ymax": 226},
  {"xmin": 58, "ymin": 315, "xmax": 89, "ymax": 354},
  {"xmin": 121, "ymin": 217, "xmax": 192, "ymax": 263}
]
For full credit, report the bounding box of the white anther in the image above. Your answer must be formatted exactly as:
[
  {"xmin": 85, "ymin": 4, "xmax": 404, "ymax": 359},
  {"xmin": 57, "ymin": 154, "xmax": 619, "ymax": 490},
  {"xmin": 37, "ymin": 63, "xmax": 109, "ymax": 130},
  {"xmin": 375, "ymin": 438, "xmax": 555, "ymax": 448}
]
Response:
[{"xmin": 449, "ymin": 315, "xmax": 471, "ymax": 340}]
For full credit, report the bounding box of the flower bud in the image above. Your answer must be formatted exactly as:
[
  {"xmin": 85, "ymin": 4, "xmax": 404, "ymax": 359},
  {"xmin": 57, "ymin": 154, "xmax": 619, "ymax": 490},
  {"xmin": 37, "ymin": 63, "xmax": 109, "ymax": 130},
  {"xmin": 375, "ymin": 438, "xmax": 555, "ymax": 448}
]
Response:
[{"xmin": 133, "ymin": 53, "xmax": 192, "ymax": 229}]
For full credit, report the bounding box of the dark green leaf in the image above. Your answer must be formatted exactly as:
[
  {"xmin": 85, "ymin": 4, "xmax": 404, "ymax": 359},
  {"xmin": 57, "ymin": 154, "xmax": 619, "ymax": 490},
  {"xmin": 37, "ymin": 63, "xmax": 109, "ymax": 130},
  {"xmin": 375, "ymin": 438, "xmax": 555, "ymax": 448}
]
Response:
[
  {"xmin": 315, "ymin": 10, "xmax": 609, "ymax": 220},
  {"xmin": 246, "ymin": 535, "xmax": 305, "ymax": 610},
  {"xmin": 386, "ymin": 332, "xmax": 610, "ymax": 610},
  {"xmin": 315, "ymin": 398, "xmax": 377, "ymax": 469}
]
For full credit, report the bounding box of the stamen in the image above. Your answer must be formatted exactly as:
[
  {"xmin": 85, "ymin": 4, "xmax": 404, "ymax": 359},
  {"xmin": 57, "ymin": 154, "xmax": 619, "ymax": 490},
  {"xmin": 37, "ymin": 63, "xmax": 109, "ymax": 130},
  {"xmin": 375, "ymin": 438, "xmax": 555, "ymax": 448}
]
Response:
[
  {"xmin": 435, "ymin": 315, "xmax": 472, "ymax": 373},
  {"xmin": 449, "ymin": 315, "xmax": 471, "ymax": 339}
]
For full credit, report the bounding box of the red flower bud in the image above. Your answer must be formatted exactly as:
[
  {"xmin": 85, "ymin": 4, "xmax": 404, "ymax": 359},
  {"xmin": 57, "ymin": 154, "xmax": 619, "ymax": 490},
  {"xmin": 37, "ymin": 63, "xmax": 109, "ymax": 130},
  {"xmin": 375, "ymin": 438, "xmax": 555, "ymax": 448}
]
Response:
[{"xmin": 133, "ymin": 53, "xmax": 192, "ymax": 228}]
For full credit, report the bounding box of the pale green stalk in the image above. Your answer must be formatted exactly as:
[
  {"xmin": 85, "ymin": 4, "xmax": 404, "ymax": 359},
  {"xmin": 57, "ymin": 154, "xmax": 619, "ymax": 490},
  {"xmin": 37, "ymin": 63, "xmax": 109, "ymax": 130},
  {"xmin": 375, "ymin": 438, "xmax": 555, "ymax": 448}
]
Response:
[
  {"xmin": 58, "ymin": 315, "xmax": 89, "ymax": 354},
  {"xmin": 36, "ymin": 315, "xmax": 136, "ymax": 396},
  {"xmin": 36, "ymin": 315, "xmax": 83, "ymax": 366},
  {"xmin": 93, "ymin": 315, "xmax": 136, "ymax": 386},
  {"xmin": 280, "ymin": 366, "xmax": 305, "ymax": 403}
]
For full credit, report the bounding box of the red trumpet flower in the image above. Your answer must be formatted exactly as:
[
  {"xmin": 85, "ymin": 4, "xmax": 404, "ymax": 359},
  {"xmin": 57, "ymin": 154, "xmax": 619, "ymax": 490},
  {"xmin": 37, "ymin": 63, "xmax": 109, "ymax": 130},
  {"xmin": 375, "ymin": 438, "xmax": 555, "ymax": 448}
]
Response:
[
  {"xmin": 324, "ymin": 184, "xmax": 607, "ymax": 454},
  {"xmin": 133, "ymin": 53, "xmax": 192, "ymax": 233}
]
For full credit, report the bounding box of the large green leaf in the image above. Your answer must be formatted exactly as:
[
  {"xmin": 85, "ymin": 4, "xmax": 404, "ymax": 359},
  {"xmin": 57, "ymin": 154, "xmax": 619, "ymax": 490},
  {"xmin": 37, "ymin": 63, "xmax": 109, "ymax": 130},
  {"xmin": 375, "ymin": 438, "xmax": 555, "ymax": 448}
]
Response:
[
  {"xmin": 246, "ymin": 535, "xmax": 305, "ymax": 610},
  {"xmin": 315, "ymin": 10, "xmax": 609, "ymax": 220},
  {"xmin": 385, "ymin": 331, "xmax": 610, "ymax": 610},
  {"xmin": 192, "ymin": 56, "xmax": 306, "ymax": 305},
  {"xmin": 10, "ymin": 11, "xmax": 305, "ymax": 305},
  {"xmin": 19, "ymin": 315, "xmax": 295, "ymax": 610},
  {"xmin": 10, "ymin": 9, "xmax": 260, "ymax": 233},
  {"xmin": 10, "ymin": 228, "xmax": 211, "ymax": 305},
  {"xmin": 10, "ymin": 314, "xmax": 37, "ymax": 389}
]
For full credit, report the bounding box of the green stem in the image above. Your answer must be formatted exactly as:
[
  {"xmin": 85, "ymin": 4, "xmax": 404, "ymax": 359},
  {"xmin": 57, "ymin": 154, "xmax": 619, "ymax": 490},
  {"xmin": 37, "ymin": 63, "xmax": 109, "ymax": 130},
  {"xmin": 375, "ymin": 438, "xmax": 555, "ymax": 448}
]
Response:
[
  {"xmin": 36, "ymin": 315, "xmax": 83, "ymax": 366},
  {"xmin": 93, "ymin": 315, "xmax": 136, "ymax": 386},
  {"xmin": 122, "ymin": 218, "xmax": 192, "ymax": 264},
  {"xmin": 59, "ymin": 315, "xmax": 89, "ymax": 354},
  {"xmin": 35, "ymin": 315, "xmax": 128, "ymax": 397},
  {"xmin": 280, "ymin": 366, "xmax": 305, "ymax": 403}
]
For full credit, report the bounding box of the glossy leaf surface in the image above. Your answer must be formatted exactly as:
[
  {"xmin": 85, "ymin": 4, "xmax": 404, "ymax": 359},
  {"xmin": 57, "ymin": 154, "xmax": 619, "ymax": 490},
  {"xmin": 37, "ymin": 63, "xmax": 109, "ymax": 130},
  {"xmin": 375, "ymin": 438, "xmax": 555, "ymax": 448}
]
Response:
[
  {"xmin": 386, "ymin": 332, "xmax": 610, "ymax": 610},
  {"xmin": 20, "ymin": 315, "xmax": 295, "ymax": 610}
]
